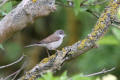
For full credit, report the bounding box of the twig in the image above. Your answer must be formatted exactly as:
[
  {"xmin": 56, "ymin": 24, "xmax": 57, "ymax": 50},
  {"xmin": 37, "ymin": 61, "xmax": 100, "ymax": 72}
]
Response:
[
  {"xmin": 111, "ymin": 23, "xmax": 120, "ymax": 29},
  {"xmin": 56, "ymin": 0, "xmax": 108, "ymax": 8},
  {"xmin": 0, "ymin": 0, "xmax": 9, "ymax": 7},
  {"xmin": 80, "ymin": 0, "xmax": 88, "ymax": 6},
  {"xmin": 86, "ymin": 10, "xmax": 120, "ymax": 29},
  {"xmin": 86, "ymin": 9, "xmax": 99, "ymax": 18},
  {"xmin": 55, "ymin": 2, "xmax": 73, "ymax": 8},
  {"xmin": 82, "ymin": 0, "xmax": 109, "ymax": 6},
  {"xmin": 4, "ymin": 68, "xmax": 22, "ymax": 80},
  {"xmin": 91, "ymin": 0, "xmax": 108, "ymax": 5},
  {"xmin": 12, "ymin": 59, "xmax": 27, "ymax": 80},
  {"xmin": 4, "ymin": 70, "xmax": 18, "ymax": 80},
  {"xmin": 0, "ymin": 54, "xmax": 25, "ymax": 69},
  {"xmin": 4, "ymin": 58, "xmax": 27, "ymax": 80},
  {"xmin": 82, "ymin": 67, "xmax": 116, "ymax": 77}
]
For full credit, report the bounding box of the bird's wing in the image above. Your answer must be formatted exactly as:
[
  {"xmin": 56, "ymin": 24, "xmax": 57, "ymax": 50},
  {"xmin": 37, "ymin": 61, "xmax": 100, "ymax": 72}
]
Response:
[{"xmin": 38, "ymin": 34, "xmax": 60, "ymax": 44}]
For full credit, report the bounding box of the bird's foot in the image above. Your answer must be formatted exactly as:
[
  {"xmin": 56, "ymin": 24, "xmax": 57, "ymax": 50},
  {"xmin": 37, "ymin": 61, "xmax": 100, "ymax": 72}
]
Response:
[
  {"xmin": 46, "ymin": 49, "xmax": 50, "ymax": 57},
  {"xmin": 54, "ymin": 49, "xmax": 61, "ymax": 56},
  {"xmin": 56, "ymin": 50, "xmax": 60, "ymax": 52}
]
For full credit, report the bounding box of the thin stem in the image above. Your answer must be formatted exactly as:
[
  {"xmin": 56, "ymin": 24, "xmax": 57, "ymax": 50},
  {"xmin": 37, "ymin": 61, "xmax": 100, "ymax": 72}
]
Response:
[
  {"xmin": 82, "ymin": 67, "xmax": 116, "ymax": 77},
  {"xmin": 0, "ymin": 54, "xmax": 25, "ymax": 69}
]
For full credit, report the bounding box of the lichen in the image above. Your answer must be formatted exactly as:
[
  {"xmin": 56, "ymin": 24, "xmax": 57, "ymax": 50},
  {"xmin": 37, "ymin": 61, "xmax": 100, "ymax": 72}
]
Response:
[{"xmin": 32, "ymin": 0, "xmax": 37, "ymax": 2}]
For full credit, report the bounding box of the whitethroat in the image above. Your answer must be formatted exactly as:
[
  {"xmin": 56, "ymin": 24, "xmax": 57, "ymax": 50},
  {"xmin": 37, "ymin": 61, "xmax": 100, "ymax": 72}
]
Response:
[{"xmin": 25, "ymin": 30, "xmax": 66, "ymax": 56}]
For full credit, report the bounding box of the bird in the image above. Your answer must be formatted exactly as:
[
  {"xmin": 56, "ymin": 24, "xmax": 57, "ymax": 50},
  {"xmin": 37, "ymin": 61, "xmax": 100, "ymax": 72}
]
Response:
[{"xmin": 25, "ymin": 30, "xmax": 66, "ymax": 56}]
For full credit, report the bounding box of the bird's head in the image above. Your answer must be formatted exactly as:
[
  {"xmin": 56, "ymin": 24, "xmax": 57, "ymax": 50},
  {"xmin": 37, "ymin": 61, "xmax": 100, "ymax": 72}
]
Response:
[{"xmin": 55, "ymin": 30, "xmax": 66, "ymax": 38}]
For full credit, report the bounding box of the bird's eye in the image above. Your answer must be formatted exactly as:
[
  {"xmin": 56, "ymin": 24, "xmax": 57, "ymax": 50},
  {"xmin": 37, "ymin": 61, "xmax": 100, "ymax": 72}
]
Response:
[
  {"xmin": 59, "ymin": 31, "xmax": 63, "ymax": 34},
  {"xmin": 49, "ymin": 2, "xmax": 53, "ymax": 5}
]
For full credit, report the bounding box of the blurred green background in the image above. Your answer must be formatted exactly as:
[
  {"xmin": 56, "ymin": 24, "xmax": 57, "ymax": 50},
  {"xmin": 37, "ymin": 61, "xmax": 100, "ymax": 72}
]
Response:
[{"xmin": 0, "ymin": 0, "xmax": 120, "ymax": 80}]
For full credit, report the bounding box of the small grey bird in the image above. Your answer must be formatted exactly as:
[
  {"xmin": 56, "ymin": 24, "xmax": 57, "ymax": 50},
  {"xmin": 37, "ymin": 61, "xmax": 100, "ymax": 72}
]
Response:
[{"xmin": 25, "ymin": 30, "xmax": 66, "ymax": 50}]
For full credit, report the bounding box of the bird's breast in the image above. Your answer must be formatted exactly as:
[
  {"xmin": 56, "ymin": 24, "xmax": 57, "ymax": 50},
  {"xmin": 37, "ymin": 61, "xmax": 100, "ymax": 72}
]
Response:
[{"xmin": 47, "ymin": 39, "xmax": 63, "ymax": 50}]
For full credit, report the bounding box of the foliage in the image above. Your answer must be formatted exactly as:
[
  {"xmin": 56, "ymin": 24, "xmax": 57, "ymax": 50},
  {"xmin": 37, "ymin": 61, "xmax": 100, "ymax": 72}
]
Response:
[
  {"xmin": 0, "ymin": 0, "xmax": 120, "ymax": 79},
  {"xmin": 0, "ymin": 1, "xmax": 18, "ymax": 18},
  {"xmin": 37, "ymin": 72, "xmax": 118, "ymax": 80},
  {"xmin": 37, "ymin": 72, "xmax": 96, "ymax": 80},
  {"xmin": 0, "ymin": 44, "xmax": 4, "ymax": 50}
]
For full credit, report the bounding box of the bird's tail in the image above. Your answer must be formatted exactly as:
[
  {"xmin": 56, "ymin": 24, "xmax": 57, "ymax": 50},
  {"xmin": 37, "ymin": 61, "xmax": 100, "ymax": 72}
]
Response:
[{"xmin": 25, "ymin": 44, "xmax": 40, "ymax": 48}]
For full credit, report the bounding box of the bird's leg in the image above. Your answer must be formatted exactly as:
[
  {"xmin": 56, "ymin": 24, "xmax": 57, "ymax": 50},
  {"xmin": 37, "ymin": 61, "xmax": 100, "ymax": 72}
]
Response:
[
  {"xmin": 46, "ymin": 49, "xmax": 50, "ymax": 57},
  {"xmin": 54, "ymin": 49, "xmax": 61, "ymax": 56},
  {"xmin": 56, "ymin": 50, "xmax": 60, "ymax": 52}
]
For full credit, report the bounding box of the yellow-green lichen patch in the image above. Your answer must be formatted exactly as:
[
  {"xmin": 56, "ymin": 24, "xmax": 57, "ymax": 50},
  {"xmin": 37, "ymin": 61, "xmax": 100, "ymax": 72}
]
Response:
[
  {"xmin": 49, "ymin": 54, "xmax": 56, "ymax": 59},
  {"xmin": 32, "ymin": 0, "xmax": 37, "ymax": 2},
  {"xmin": 78, "ymin": 39, "xmax": 88, "ymax": 49},
  {"xmin": 21, "ymin": 76, "xmax": 26, "ymax": 80},
  {"xmin": 62, "ymin": 48, "xmax": 69, "ymax": 56},
  {"xmin": 40, "ymin": 58, "xmax": 50, "ymax": 63},
  {"xmin": 94, "ymin": 18, "xmax": 107, "ymax": 31},
  {"xmin": 109, "ymin": 1, "xmax": 119, "ymax": 17},
  {"xmin": 62, "ymin": 48, "xmax": 66, "ymax": 52},
  {"xmin": 91, "ymin": 31, "xmax": 97, "ymax": 37},
  {"xmin": 29, "ymin": 75, "xmax": 36, "ymax": 80},
  {"xmin": 40, "ymin": 55, "xmax": 56, "ymax": 64},
  {"xmin": 69, "ymin": 51, "xmax": 75, "ymax": 54},
  {"xmin": 89, "ymin": 35, "xmax": 95, "ymax": 40}
]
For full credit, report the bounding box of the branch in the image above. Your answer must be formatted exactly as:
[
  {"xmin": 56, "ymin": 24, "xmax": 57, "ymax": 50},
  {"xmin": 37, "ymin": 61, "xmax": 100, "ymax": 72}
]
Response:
[
  {"xmin": 82, "ymin": 0, "xmax": 109, "ymax": 6},
  {"xmin": 56, "ymin": 0, "xmax": 108, "ymax": 8},
  {"xmin": 4, "ymin": 59, "xmax": 27, "ymax": 80},
  {"xmin": 0, "ymin": 0, "xmax": 56, "ymax": 43},
  {"xmin": 82, "ymin": 67, "xmax": 116, "ymax": 77},
  {"xmin": 0, "ymin": 54, "xmax": 25, "ymax": 69},
  {"xmin": 86, "ymin": 9, "xmax": 99, "ymax": 18},
  {"xmin": 12, "ymin": 59, "xmax": 28, "ymax": 80},
  {"xmin": 18, "ymin": 0, "xmax": 120, "ymax": 80},
  {"xmin": 112, "ymin": 23, "xmax": 120, "ymax": 29}
]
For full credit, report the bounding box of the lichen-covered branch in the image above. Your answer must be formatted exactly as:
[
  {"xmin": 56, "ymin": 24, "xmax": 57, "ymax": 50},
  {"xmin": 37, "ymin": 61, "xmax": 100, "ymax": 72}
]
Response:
[
  {"xmin": 0, "ymin": 0, "xmax": 56, "ymax": 43},
  {"xmin": 18, "ymin": 0, "xmax": 120, "ymax": 80}
]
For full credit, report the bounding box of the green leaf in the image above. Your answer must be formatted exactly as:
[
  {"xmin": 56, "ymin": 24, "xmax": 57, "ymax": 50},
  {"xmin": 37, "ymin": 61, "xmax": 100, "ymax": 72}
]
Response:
[
  {"xmin": 37, "ymin": 71, "xmax": 97, "ymax": 80},
  {"xmin": 73, "ymin": 0, "xmax": 81, "ymax": 15},
  {"xmin": 87, "ymin": 0, "xmax": 95, "ymax": 3},
  {"xmin": 61, "ymin": 0, "xmax": 67, "ymax": 4},
  {"xmin": 0, "ymin": 44, "xmax": 4, "ymax": 50},
  {"xmin": 37, "ymin": 71, "xmax": 60, "ymax": 80},
  {"xmin": 41, "ymin": 72, "xmax": 54, "ymax": 80},
  {"xmin": 60, "ymin": 71, "xmax": 68, "ymax": 80},
  {"xmin": 0, "ymin": 1, "xmax": 13, "ymax": 13}
]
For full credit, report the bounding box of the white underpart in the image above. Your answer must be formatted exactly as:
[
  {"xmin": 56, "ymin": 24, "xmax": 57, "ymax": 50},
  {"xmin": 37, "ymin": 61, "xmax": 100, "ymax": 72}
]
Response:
[{"xmin": 46, "ymin": 35, "xmax": 64, "ymax": 50}]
